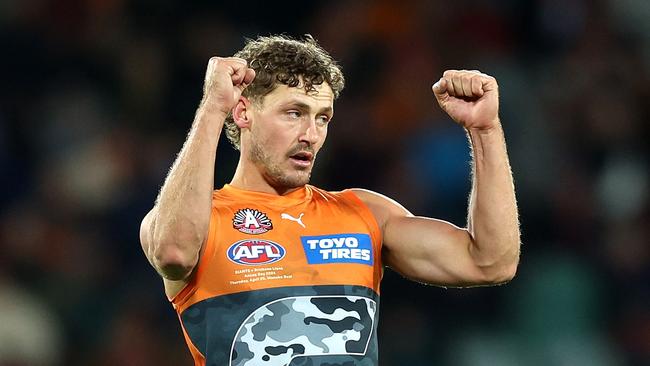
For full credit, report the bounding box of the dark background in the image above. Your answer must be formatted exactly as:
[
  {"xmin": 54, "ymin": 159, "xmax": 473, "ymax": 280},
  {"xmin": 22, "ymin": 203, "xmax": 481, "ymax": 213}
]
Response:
[{"xmin": 1, "ymin": 0, "xmax": 648, "ymax": 365}]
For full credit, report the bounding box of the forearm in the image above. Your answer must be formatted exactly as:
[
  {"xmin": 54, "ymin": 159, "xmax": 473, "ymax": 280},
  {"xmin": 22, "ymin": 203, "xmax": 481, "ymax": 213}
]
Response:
[
  {"xmin": 466, "ymin": 121, "xmax": 520, "ymax": 280},
  {"xmin": 148, "ymin": 103, "xmax": 226, "ymax": 276}
]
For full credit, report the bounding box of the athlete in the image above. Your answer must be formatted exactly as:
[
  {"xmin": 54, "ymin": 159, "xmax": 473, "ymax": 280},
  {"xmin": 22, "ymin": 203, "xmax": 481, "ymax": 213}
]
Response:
[{"xmin": 140, "ymin": 35, "xmax": 520, "ymax": 366}]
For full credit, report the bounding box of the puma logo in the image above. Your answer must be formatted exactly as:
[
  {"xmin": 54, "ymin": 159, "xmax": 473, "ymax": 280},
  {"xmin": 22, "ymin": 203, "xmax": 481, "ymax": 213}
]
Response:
[{"xmin": 281, "ymin": 212, "xmax": 305, "ymax": 228}]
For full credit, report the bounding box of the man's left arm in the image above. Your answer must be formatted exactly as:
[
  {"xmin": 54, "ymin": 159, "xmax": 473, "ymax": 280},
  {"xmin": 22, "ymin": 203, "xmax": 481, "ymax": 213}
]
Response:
[{"xmin": 354, "ymin": 70, "xmax": 520, "ymax": 287}]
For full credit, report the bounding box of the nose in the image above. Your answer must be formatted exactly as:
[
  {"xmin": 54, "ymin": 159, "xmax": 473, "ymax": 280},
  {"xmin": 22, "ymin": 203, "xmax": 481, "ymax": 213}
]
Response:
[{"xmin": 299, "ymin": 118, "xmax": 320, "ymax": 146}]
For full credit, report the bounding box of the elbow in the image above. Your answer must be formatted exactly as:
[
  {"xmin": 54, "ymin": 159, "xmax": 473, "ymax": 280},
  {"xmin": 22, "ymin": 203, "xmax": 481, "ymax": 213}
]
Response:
[
  {"xmin": 484, "ymin": 261, "xmax": 518, "ymax": 284},
  {"xmin": 151, "ymin": 224, "xmax": 205, "ymax": 281},
  {"xmin": 153, "ymin": 244, "xmax": 200, "ymax": 281},
  {"xmin": 141, "ymin": 209, "xmax": 205, "ymax": 280},
  {"xmin": 476, "ymin": 250, "xmax": 520, "ymax": 285},
  {"xmin": 471, "ymin": 235, "xmax": 521, "ymax": 285}
]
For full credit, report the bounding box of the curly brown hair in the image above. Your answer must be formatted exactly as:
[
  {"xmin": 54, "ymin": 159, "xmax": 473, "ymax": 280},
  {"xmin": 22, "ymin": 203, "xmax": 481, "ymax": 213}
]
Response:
[{"xmin": 223, "ymin": 34, "xmax": 345, "ymax": 150}]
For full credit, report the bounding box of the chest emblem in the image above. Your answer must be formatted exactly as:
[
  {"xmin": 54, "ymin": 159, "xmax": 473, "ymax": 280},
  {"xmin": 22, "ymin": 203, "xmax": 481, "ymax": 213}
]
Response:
[{"xmin": 233, "ymin": 208, "xmax": 273, "ymax": 234}]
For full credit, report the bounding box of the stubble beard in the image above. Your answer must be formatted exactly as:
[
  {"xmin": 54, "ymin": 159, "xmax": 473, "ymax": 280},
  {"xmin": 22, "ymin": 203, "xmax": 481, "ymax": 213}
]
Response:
[{"xmin": 249, "ymin": 137, "xmax": 312, "ymax": 189}]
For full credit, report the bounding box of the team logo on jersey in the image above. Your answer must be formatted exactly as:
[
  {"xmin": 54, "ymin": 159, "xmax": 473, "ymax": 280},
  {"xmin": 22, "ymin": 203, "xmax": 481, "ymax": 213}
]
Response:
[
  {"xmin": 227, "ymin": 239, "xmax": 286, "ymax": 265},
  {"xmin": 300, "ymin": 233, "xmax": 373, "ymax": 266},
  {"xmin": 232, "ymin": 208, "xmax": 273, "ymax": 234}
]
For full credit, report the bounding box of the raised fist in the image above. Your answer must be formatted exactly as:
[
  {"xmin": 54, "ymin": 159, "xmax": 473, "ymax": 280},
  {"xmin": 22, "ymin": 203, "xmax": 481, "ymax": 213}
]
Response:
[
  {"xmin": 432, "ymin": 70, "xmax": 500, "ymax": 130},
  {"xmin": 202, "ymin": 57, "xmax": 256, "ymax": 115}
]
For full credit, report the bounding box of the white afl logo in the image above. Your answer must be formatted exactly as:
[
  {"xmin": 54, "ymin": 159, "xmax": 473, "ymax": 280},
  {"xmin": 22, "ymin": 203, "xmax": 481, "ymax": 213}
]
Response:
[{"xmin": 227, "ymin": 239, "xmax": 286, "ymax": 265}]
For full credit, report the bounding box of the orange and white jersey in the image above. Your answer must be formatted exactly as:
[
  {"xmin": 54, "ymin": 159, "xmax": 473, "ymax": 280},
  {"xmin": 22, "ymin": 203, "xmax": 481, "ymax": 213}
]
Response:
[{"xmin": 171, "ymin": 184, "xmax": 383, "ymax": 366}]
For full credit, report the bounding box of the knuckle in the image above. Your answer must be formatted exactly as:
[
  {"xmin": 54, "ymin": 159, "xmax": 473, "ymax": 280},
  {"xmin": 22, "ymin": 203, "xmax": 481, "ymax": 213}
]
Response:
[{"xmin": 230, "ymin": 57, "xmax": 248, "ymax": 65}]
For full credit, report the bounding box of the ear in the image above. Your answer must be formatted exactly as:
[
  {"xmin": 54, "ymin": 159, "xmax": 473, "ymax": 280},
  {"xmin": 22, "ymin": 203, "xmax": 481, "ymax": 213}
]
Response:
[{"xmin": 232, "ymin": 97, "xmax": 252, "ymax": 129}]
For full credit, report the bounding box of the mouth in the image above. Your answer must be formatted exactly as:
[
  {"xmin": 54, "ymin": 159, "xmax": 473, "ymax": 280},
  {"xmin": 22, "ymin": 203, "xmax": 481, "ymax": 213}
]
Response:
[{"xmin": 289, "ymin": 151, "xmax": 314, "ymax": 167}]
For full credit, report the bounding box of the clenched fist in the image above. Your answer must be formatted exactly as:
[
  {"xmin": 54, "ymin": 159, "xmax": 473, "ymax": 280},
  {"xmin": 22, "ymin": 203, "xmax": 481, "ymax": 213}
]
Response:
[
  {"xmin": 432, "ymin": 70, "xmax": 499, "ymax": 130},
  {"xmin": 202, "ymin": 57, "xmax": 256, "ymax": 115}
]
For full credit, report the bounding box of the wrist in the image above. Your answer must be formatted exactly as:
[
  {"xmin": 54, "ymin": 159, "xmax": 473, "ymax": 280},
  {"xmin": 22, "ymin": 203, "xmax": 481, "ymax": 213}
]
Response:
[
  {"xmin": 466, "ymin": 119, "xmax": 507, "ymax": 162},
  {"xmin": 466, "ymin": 118, "xmax": 502, "ymax": 135},
  {"xmin": 199, "ymin": 95, "xmax": 232, "ymax": 118},
  {"xmin": 197, "ymin": 98, "xmax": 230, "ymax": 121},
  {"xmin": 193, "ymin": 104, "xmax": 229, "ymax": 135},
  {"xmin": 467, "ymin": 125, "xmax": 505, "ymax": 148}
]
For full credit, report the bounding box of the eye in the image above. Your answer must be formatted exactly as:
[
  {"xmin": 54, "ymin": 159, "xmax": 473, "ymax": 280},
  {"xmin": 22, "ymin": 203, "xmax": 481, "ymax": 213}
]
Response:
[
  {"xmin": 287, "ymin": 110, "xmax": 301, "ymax": 119},
  {"xmin": 317, "ymin": 115, "xmax": 331, "ymax": 124}
]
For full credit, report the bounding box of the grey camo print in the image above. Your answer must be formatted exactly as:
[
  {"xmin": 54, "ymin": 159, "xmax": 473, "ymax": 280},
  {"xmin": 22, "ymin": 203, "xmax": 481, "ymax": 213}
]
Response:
[
  {"xmin": 231, "ymin": 296, "xmax": 376, "ymax": 366},
  {"xmin": 181, "ymin": 285, "xmax": 379, "ymax": 366}
]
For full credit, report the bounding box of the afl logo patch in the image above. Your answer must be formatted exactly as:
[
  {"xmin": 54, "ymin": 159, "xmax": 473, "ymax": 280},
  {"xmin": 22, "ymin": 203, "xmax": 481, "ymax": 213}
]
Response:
[
  {"xmin": 227, "ymin": 239, "xmax": 286, "ymax": 265},
  {"xmin": 232, "ymin": 208, "xmax": 273, "ymax": 234}
]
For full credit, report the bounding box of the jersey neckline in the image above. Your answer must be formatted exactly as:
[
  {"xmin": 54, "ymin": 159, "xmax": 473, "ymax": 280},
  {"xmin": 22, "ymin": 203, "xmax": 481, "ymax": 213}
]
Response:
[{"xmin": 217, "ymin": 184, "xmax": 314, "ymax": 207}]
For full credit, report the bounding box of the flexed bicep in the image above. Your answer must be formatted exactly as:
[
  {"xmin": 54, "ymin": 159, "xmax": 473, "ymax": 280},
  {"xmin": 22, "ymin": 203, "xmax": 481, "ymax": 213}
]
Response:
[
  {"xmin": 351, "ymin": 188, "xmax": 508, "ymax": 287},
  {"xmin": 382, "ymin": 215, "xmax": 490, "ymax": 287}
]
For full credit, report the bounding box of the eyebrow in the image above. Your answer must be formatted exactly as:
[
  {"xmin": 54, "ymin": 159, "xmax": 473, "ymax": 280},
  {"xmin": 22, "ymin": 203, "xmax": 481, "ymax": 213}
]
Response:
[{"xmin": 282, "ymin": 100, "xmax": 333, "ymax": 115}]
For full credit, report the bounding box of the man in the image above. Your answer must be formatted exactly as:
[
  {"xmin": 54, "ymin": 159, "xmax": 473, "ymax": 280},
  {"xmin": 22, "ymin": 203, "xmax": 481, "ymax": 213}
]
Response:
[{"xmin": 140, "ymin": 35, "xmax": 520, "ymax": 366}]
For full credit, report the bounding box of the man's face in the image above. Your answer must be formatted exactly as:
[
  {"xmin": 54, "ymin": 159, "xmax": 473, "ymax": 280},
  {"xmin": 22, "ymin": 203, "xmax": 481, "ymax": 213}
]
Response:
[{"xmin": 243, "ymin": 82, "xmax": 334, "ymax": 189}]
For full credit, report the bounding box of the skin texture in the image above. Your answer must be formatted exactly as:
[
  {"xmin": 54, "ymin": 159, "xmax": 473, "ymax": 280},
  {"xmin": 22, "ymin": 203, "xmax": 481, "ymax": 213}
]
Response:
[
  {"xmin": 230, "ymin": 83, "xmax": 334, "ymax": 194},
  {"xmin": 353, "ymin": 70, "xmax": 520, "ymax": 287},
  {"xmin": 140, "ymin": 57, "xmax": 254, "ymax": 297},
  {"xmin": 140, "ymin": 60, "xmax": 520, "ymax": 298}
]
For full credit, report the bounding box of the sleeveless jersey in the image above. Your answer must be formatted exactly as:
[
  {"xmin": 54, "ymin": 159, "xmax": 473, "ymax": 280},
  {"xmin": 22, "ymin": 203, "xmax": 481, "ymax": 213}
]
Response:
[{"xmin": 171, "ymin": 184, "xmax": 383, "ymax": 366}]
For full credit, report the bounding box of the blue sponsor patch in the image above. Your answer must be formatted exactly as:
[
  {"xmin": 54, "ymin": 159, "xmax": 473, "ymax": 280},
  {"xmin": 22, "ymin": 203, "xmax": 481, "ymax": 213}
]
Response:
[{"xmin": 300, "ymin": 233, "xmax": 373, "ymax": 266}]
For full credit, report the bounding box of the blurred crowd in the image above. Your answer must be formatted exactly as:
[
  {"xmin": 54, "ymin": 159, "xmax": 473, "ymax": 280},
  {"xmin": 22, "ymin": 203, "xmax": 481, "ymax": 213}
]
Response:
[{"xmin": 1, "ymin": 0, "xmax": 648, "ymax": 365}]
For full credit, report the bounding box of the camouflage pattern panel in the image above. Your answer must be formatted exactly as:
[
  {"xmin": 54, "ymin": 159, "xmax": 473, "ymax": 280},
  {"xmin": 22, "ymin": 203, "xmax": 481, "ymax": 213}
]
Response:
[
  {"xmin": 181, "ymin": 285, "xmax": 380, "ymax": 366},
  {"xmin": 233, "ymin": 295, "xmax": 376, "ymax": 365}
]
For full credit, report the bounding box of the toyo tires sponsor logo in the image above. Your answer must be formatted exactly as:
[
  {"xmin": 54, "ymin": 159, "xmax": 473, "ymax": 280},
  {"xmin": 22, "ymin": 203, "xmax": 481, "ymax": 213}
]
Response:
[
  {"xmin": 300, "ymin": 233, "xmax": 373, "ymax": 266},
  {"xmin": 227, "ymin": 239, "xmax": 286, "ymax": 265}
]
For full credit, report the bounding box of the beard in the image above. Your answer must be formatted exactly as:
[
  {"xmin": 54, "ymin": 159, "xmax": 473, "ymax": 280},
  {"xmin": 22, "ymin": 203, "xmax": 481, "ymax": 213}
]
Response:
[{"xmin": 249, "ymin": 137, "xmax": 313, "ymax": 189}]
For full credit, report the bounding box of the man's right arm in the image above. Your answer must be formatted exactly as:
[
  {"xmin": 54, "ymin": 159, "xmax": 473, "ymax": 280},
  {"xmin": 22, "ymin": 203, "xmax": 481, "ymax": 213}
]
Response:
[{"xmin": 139, "ymin": 57, "xmax": 255, "ymax": 282}]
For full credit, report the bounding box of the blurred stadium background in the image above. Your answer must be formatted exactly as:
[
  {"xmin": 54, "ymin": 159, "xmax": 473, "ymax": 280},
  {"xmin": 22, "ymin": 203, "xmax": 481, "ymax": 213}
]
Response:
[{"xmin": 1, "ymin": 0, "xmax": 648, "ymax": 365}]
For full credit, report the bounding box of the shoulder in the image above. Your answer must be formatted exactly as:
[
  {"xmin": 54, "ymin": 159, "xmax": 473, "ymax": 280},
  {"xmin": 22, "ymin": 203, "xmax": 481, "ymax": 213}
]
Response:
[
  {"xmin": 346, "ymin": 188, "xmax": 412, "ymax": 228},
  {"xmin": 348, "ymin": 189, "xmax": 411, "ymax": 214},
  {"xmin": 306, "ymin": 185, "xmax": 360, "ymax": 204},
  {"xmin": 309, "ymin": 186, "xmax": 384, "ymax": 205},
  {"xmin": 308, "ymin": 186, "xmax": 412, "ymax": 222}
]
